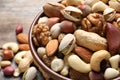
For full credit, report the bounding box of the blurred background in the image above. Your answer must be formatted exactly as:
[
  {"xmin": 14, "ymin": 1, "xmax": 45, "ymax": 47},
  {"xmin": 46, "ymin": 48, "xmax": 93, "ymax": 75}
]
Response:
[
  {"xmin": 0, "ymin": 0, "xmax": 45, "ymax": 80},
  {"xmin": 0, "ymin": 0, "xmax": 45, "ymax": 46}
]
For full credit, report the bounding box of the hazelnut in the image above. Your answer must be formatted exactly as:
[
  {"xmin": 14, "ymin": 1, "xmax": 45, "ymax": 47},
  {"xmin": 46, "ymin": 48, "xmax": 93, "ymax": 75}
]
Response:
[
  {"xmin": 2, "ymin": 49, "xmax": 13, "ymax": 60},
  {"xmin": 60, "ymin": 20, "xmax": 76, "ymax": 33}
]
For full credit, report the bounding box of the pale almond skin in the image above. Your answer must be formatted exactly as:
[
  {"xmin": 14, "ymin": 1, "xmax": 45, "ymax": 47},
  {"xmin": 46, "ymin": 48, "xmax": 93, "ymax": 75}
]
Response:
[
  {"xmin": 17, "ymin": 33, "xmax": 28, "ymax": 44},
  {"xmin": 19, "ymin": 44, "xmax": 30, "ymax": 51},
  {"xmin": 46, "ymin": 39, "xmax": 58, "ymax": 56}
]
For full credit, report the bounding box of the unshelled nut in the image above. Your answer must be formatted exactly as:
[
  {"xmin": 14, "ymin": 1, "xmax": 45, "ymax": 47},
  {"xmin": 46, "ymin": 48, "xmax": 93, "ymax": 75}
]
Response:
[{"xmin": 74, "ymin": 29, "xmax": 107, "ymax": 51}]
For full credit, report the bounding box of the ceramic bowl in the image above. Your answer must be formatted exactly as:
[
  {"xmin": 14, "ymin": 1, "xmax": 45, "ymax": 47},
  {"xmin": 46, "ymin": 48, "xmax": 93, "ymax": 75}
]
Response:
[{"xmin": 28, "ymin": 7, "xmax": 71, "ymax": 80}]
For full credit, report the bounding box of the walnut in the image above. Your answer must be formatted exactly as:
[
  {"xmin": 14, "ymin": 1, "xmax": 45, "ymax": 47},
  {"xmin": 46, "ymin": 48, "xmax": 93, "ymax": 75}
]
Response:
[
  {"xmin": 81, "ymin": 13, "xmax": 106, "ymax": 36},
  {"xmin": 32, "ymin": 23, "xmax": 50, "ymax": 46}
]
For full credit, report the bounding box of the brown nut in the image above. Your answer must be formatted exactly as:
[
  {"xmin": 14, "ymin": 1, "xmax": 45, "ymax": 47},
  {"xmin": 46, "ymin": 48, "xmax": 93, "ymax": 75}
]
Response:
[
  {"xmin": 87, "ymin": 13, "xmax": 106, "ymax": 36},
  {"xmin": 105, "ymin": 23, "xmax": 120, "ymax": 55},
  {"xmin": 69, "ymin": 68, "xmax": 89, "ymax": 80},
  {"xmin": 81, "ymin": 18, "xmax": 92, "ymax": 31},
  {"xmin": 89, "ymin": 71, "xmax": 104, "ymax": 80},
  {"xmin": 1, "ymin": 49, "xmax": 13, "ymax": 60},
  {"xmin": 78, "ymin": 4, "xmax": 92, "ymax": 17},
  {"xmin": 17, "ymin": 33, "xmax": 28, "ymax": 44},
  {"xmin": 19, "ymin": 44, "xmax": 30, "ymax": 51},
  {"xmin": 60, "ymin": 20, "xmax": 76, "ymax": 33},
  {"xmin": 74, "ymin": 46, "xmax": 92, "ymax": 63},
  {"xmin": 32, "ymin": 23, "xmax": 50, "ymax": 46},
  {"xmin": 46, "ymin": 17, "xmax": 60, "ymax": 29},
  {"xmin": 43, "ymin": 2, "xmax": 65, "ymax": 21},
  {"xmin": 46, "ymin": 39, "xmax": 58, "ymax": 56}
]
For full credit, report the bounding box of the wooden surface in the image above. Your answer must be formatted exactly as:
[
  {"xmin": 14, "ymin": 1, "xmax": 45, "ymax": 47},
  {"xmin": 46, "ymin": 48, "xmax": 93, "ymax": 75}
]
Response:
[{"xmin": 0, "ymin": 0, "xmax": 60, "ymax": 80}]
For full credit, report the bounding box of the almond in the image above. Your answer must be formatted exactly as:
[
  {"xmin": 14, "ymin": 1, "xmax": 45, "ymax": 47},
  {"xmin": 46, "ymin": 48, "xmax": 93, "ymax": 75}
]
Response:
[
  {"xmin": 19, "ymin": 44, "xmax": 30, "ymax": 51},
  {"xmin": 74, "ymin": 46, "xmax": 92, "ymax": 63},
  {"xmin": 46, "ymin": 39, "xmax": 58, "ymax": 56},
  {"xmin": 17, "ymin": 33, "xmax": 28, "ymax": 44}
]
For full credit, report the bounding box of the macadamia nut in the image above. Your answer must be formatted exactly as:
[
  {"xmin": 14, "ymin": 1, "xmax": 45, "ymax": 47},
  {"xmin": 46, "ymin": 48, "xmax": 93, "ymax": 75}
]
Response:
[{"xmin": 51, "ymin": 57, "xmax": 64, "ymax": 72}]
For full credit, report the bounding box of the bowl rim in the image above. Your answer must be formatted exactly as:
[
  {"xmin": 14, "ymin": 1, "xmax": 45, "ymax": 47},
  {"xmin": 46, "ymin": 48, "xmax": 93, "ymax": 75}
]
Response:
[{"xmin": 28, "ymin": 9, "xmax": 71, "ymax": 80}]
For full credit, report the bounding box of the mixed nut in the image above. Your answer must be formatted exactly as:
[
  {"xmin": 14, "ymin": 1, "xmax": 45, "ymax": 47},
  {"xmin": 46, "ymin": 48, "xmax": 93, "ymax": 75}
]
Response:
[
  {"xmin": 0, "ymin": 25, "xmax": 37, "ymax": 80},
  {"xmin": 32, "ymin": 0, "xmax": 120, "ymax": 80}
]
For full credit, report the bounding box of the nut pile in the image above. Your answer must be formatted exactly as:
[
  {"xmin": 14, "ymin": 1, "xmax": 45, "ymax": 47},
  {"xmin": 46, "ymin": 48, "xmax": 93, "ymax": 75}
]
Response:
[
  {"xmin": 32, "ymin": 0, "xmax": 120, "ymax": 80},
  {"xmin": 0, "ymin": 25, "xmax": 37, "ymax": 80}
]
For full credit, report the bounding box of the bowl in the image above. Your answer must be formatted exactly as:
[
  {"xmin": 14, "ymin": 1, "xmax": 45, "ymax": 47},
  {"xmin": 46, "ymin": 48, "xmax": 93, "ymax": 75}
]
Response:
[
  {"xmin": 29, "ymin": 8, "xmax": 71, "ymax": 80},
  {"xmin": 29, "ymin": 0, "xmax": 119, "ymax": 80}
]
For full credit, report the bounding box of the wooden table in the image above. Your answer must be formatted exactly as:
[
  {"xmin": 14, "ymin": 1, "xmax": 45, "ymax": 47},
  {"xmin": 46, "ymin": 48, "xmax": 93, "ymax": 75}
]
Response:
[{"xmin": 0, "ymin": 0, "xmax": 60, "ymax": 79}]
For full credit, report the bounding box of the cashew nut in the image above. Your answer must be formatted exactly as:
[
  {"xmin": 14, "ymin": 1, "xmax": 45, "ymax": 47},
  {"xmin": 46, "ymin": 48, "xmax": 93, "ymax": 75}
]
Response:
[
  {"xmin": 14, "ymin": 50, "xmax": 33, "ymax": 76},
  {"xmin": 90, "ymin": 50, "xmax": 111, "ymax": 72},
  {"xmin": 2, "ymin": 42, "xmax": 19, "ymax": 53},
  {"xmin": 14, "ymin": 51, "xmax": 28, "ymax": 64},
  {"xmin": 18, "ymin": 51, "xmax": 33, "ymax": 72},
  {"xmin": 60, "ymin": 54, "xmax": 70, "ymax": 76},
  {"xmin": 51, "ymin": 57, "xmax": 64, "ymax": 72},
  {"xmin": 104, "ymin": 68, "xmax": 119, "ymax": 80},
  {"xmin": 109, "ymin": 54, "xmax": 120, "ymax": 69},
  {"xmin": 13, "ymin": 68, "xmax": 20, "ymax": 77},
  {"xmin": 68, "ymin": 54, "xmax": 91, "ymax": 73}
]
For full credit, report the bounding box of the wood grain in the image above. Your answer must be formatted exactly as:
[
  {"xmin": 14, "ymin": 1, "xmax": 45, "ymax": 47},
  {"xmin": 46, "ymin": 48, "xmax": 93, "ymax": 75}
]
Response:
[{"xmin": 0, "ymin": 0, "xmax": 61, "ymax": 80}]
